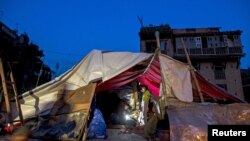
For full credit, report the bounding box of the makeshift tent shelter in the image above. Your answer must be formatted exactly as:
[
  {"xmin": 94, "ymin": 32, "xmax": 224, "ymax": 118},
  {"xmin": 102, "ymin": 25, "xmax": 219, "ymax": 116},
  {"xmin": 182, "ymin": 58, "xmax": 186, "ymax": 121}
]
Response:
[{"xmin": 1, "ymin": 50, "xmax": 248, "ymax": 140}]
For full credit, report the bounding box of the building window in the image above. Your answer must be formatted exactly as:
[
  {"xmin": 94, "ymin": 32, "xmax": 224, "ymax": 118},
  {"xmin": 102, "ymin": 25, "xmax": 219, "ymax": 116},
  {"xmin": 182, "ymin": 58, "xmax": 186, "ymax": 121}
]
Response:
[
  {"xmin": 223, "ymin": 35, "xmax": 227, "ymax": 42},
  {"xmin": 196, "ymin": 37, "xmax": 201, "ymax": 43},
  {"xmin": 183, "ymin": 37, "xmax": 187, "ymax": 41},
  {"xmin": 210, "ymin": 43, "xmax": 213, "ymax": 47},
  {"xmin": 146, "ymin": 41, "xmax": 157, "ymax": 53},
  {"xmin": 160, "ymin": 41, "xmax": 165, "ymax": 51},
  {"xmin": 216, "ymin": 84, "xmax": 227, "ymax": 91},
  {"xmin": 190, "ymin": 38, "xmax": 194, "ymax": 41},
  {"xmin": 196, "ymin": 43, "xmax": 202, "ymax": 48},
  {"xmin": 195, "ymin": 37, "xmax": 202, "ymax": 48},
  {"xmin": 234, "ymin": 35, "xmax": 239, "ymax": 40},
  {"xmin": 207, "ymin": 37, "xmax": 212, "ymax": 41},
  {"xmin": 214, "ymin": 65, "xmax": 226, "ymax": 79},
  {"xmin": 214, "ymin": 37, "xmax": 217, "ymax": 40},
  {"xmin": 215, "ymin": 43, "xmax": 218, "ymax": 47}
]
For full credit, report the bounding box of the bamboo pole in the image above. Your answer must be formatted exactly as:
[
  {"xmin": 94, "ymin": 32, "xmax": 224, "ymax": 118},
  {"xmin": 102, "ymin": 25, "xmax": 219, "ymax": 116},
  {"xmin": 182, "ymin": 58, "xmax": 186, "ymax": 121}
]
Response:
[
  {"xmin": 0, "ymin": 59, "xmax": 13, "ymax": 126},
  {"xmin": 155, "ymin": 31, "xmax": 161, "ymax": 55},
  {"xmin": 9, "ymin": 64, "xmax": 24, "ymax": 125},
  {"xmin": 180, "ymin": 39, "xmax": 204, "ymax": 102},
  {"xmin": 36, "ymin": 63, "xmax": 43, "ymax": 87}
]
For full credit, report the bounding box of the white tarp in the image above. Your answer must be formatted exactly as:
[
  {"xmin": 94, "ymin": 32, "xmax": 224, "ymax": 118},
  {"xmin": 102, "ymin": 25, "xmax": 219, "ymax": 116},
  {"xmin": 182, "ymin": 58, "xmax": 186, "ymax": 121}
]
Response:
[
  {"xmin": 7, "ymin": 50, "xmax": 195, "ymax": 120},
  {"xmin": 14, "ymin": 50, "xmax": 152, "ymax": 119},
  {"xmin": 160, "ymin": 54, "xmax": 193, "ymax": 102}
]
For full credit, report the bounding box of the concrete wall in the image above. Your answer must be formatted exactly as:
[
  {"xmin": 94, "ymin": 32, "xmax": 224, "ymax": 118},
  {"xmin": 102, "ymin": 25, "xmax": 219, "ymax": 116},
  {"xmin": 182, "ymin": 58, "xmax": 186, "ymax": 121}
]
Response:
[
  {"xmin": 225, "ymin": 62, "xmax": 244, "ymax": 99},
  {"xmin": 198, "ymin": 61, "xmax": 244, "ymax": 99}
]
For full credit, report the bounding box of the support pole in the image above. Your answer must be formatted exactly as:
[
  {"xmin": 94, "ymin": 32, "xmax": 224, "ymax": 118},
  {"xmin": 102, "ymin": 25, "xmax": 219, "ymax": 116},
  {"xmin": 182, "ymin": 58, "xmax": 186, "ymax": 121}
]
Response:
[
  {"xmin": 155, "ymin": 31, "xmax": 161, "ymax": 55},
  {"xmin": 9, "ymin": 64, "xmax": 24, "ymax": 125},
  {"xmin": 0, "ymin": 59, "xmax": 13, "ymax": 125},
  {"xmin": 36, "ymin": 63, "xmax": 43, "ymax": 87},
  {"xmin": 180, "ymin": 39, "xmax": 204, "ymax": 102}
]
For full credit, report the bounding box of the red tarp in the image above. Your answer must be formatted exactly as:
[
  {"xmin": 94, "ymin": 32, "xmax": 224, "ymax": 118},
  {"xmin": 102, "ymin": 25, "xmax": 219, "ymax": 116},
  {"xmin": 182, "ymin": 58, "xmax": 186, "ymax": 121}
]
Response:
[
  {"xmin": 96, "ymin": 68, "xmax": 144, "ymax": 92},
  {"xmin": 137, "ymin": 57, "xmax": 161, "ymax": 96},
  {"xmin": 96, "ymin": 55, "xmax": 243, "ymax": 103},
  {"xmin": 196, "ymin": 72, "xmax": 244, "ymax": 102}
]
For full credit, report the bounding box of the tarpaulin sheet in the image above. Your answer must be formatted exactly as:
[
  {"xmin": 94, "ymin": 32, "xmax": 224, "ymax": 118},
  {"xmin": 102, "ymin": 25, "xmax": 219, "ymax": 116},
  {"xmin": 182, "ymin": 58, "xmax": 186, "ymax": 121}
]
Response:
[
  {"xmin": 195, "ymin": 72, "xmax": 244, "ymax": 102},
  {"xmin": 15, "ymin": 84, "xmax": 96, "ymax": 140},
  {"xmin": 138, "ymin": 56, "xmax": 161, "ymax": 96},
  {"xmin": 26, "ymin": 112, "xmax": 86, "ymax": 140},
  {"xmin": 96, "ymin": 68, "xmax": 144, "ymax": 92},
  {"xmin": 9, "ymin": 50, "xmax": 151, "ymax": 120},
  {"xmin": 160, "ymin": 55, "xmax": 193, "ymax": 102},
  {"xmin": 4, "ymin": 50, "xmax": 244, "ymax": 122},
  {"xmin": 167, "ymin": 99, "xmax": 250, "ymax": 141}
]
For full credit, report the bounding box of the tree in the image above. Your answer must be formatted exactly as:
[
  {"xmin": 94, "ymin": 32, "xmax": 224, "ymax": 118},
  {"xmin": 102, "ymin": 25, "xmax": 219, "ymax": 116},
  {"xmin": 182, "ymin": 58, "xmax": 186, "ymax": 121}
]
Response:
[{"xmin": 0, "ymin": 29, "xmax": 54, "ymax": 95}]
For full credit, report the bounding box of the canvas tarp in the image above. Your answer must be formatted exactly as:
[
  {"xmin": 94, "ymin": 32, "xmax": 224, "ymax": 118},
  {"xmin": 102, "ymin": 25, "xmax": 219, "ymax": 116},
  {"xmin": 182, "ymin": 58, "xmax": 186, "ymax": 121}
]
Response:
[
  {"xmin": 11, "ymin": 50, "xmax": 151, "ymax": 120},
  {"xmin": 167, "ymin": 99, "xmax": 250, "ymax": 141},
  {"xmin": 2, "ymin": 50, "xmax": 243, "ymax": 122},
  {"xmin": 22, "ymin": 83, "xmax": 97, "ymax": 140},
  {"xmin": 160, "ymin": 55, "xmax": 193, "ymax": 102},
  {"xmin": 12, "ymin": 50, "xmax": 194, "ymax": 120}
]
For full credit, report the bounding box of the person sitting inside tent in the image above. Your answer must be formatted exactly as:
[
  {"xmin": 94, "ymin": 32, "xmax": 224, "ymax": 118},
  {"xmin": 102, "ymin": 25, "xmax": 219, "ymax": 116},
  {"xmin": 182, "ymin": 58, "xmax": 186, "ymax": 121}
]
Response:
[{"xmin": 138, "ymin": 85, "xmax": 151, "ymax": 126}]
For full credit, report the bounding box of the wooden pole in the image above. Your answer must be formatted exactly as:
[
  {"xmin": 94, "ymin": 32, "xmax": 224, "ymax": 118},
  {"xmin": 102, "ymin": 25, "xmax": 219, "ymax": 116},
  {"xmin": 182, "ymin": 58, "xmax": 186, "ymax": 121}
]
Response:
[
  {"xmin": 155, "ymin": 31, "xmax": 161, "ymax": 55},
  {"xmin": 180, "ymin": 39, "xmax": 204, "ymax": 102},
  {"xmin": 0, "ymin": 59, "xmax": 13, "ymax": 125},
  {"xmin": 9, "ymin": 64, "xmax": 24, "ymax": 125},
  {"xmin": 36, "ymin": 63, "xmax": 43, "ymax": 87}
]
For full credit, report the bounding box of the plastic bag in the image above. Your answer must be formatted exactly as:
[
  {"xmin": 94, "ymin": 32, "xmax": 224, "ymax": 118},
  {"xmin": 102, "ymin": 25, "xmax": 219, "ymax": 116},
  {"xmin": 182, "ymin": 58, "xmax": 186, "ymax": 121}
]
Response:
[{"xmin": 87, "ymin": 109, "xmax": 107, "ymax": 139}]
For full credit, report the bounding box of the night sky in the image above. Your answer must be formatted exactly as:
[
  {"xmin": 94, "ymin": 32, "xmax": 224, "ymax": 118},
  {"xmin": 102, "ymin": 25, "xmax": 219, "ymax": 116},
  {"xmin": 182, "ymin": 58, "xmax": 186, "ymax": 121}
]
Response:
[{"xmin": 1, "ymin": 0, "xmax": 249, "ymax": 75}]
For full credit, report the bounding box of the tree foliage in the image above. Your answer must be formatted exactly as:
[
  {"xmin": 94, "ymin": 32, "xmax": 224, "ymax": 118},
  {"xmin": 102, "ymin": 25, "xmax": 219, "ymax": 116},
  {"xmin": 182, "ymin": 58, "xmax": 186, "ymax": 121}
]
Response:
[{"xmin": 0, "ymin": 31, "xmax": 53, "ymax": 94}]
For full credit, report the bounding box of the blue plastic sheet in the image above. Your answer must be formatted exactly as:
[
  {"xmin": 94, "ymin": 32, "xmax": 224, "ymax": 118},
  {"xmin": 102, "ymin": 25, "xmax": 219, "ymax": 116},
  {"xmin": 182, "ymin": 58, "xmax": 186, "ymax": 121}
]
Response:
[{"xmin": 87, "ymin": 109, "xmax": 107, "ymax": 139}]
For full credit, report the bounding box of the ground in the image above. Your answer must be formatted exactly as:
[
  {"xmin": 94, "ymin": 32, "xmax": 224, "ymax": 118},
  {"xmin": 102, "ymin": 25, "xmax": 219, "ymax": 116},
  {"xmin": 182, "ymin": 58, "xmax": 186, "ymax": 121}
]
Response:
[{"xmin": 88, "ymin": 129, "xmax": 147, "ymax": 141}]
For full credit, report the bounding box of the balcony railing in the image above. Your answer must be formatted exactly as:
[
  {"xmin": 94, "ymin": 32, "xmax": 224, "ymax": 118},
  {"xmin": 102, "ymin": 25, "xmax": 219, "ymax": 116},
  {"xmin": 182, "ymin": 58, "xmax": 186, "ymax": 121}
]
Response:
[
  {"xmin": 176, "ymin": 47, "xmax": 243, "ymax": 56},
  {"xmin": 214, "ymin": 71, "xmax": 226, "ymax": 80}
]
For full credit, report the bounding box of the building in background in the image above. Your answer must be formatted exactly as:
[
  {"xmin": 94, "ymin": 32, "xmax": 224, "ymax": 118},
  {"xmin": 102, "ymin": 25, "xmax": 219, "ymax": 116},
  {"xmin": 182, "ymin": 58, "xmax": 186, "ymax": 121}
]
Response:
[
  {"xmin": 241, "ymin": 68, "xmax": 250, "ymax": 102},
  {"xmin": 139, "ymin": 25, "xmax": 245, "ymax": 100},
  {"xmin": 0, "ymin": 21, "xmax": 54, "ymax": 93}
]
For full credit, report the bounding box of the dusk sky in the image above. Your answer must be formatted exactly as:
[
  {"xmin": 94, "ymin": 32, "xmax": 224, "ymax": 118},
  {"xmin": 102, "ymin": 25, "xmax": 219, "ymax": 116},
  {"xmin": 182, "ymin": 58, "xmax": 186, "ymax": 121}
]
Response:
[{"xmin": 1, "ymin": 0, "xmax": 249, "ymax": 74}]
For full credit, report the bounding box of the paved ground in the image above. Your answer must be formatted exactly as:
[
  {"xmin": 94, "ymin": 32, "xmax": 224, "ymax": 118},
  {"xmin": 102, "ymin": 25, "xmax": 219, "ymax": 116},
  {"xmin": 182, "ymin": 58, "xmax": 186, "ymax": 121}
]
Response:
[
  {"xmin": 88, "ymin": 129, "xmax": 147, "ymax": 141},
  {"xmin": 1, "ymin": 129, "xmax": 168, "ymax": 141}
]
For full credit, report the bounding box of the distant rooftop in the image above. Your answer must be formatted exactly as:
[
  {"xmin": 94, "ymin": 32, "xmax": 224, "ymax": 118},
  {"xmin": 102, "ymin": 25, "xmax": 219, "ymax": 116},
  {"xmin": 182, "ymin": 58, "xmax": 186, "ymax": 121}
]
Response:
[{"xmin": 139, "ymin": 24, "xmax": 242, "ymax": 39}]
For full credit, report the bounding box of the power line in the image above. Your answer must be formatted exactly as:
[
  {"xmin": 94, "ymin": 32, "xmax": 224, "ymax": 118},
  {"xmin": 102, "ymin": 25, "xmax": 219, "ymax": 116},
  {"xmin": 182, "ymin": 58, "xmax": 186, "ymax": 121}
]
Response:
[{"xmin": 43, "ymin": 50, "xmax": 85, "ymax": 56}]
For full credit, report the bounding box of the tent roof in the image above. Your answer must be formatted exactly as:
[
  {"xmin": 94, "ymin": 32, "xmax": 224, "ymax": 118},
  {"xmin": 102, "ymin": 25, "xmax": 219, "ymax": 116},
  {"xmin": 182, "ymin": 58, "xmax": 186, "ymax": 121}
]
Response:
[{"xmin": 11, "ymin": 49, "xmax": 244, "ymax": 120}]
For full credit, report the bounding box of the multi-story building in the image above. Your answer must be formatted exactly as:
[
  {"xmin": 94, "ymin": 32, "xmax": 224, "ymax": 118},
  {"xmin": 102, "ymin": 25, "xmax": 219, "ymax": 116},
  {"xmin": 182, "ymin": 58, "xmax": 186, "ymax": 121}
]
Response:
[
  {"xmin": 0, "ymin": 21, "xmax": 54, "ymax": 93},
  {"xmin": 241, "ymin": 68, "xmax": 250, "ymax": 102},
  {"xmin": 139, "ymin": 25, "xmax": 245, "ymax": 100}
]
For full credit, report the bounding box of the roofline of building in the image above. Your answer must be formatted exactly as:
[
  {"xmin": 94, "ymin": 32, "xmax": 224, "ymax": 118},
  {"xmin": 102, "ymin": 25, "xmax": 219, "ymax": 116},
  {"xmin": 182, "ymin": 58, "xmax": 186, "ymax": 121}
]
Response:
[{"xmin": 139, "ymin": 25, "xmax": 242, "ymax": 36}]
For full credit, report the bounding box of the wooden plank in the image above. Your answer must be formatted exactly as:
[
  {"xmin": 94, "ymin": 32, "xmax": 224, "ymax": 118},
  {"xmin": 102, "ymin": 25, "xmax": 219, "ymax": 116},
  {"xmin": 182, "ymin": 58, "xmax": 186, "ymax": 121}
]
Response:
[
  {"xmin": 9, "ymin": 64, "xmax": 24, "ymax": 125},
  {"xmin": 0, "ymin": 58, "xmax": 13, "ymax": 125},
  {"xmin": 79, "ymin": 83, "xmax": 96, "ymax": 141},
  {"xmin": 180, "ymin": 39, "xmax": 204, "ymax": 102}
]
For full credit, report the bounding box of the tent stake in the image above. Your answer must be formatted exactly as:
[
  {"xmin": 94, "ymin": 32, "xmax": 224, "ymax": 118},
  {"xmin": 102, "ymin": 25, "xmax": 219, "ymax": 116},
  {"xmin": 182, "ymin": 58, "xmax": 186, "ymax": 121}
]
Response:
[{"xmin": 180, "ymin": 39, "xmax": 204, "ymax": 102}]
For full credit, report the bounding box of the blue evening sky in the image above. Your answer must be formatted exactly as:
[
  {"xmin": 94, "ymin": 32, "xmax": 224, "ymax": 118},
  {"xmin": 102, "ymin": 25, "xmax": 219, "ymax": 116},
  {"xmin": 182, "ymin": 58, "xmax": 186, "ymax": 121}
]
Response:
[{"xmin": 1, "ymin": 0, "xmax": 249, "ymax": 74}]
